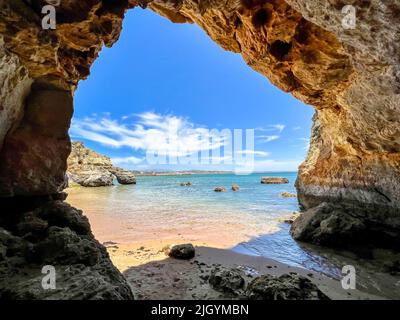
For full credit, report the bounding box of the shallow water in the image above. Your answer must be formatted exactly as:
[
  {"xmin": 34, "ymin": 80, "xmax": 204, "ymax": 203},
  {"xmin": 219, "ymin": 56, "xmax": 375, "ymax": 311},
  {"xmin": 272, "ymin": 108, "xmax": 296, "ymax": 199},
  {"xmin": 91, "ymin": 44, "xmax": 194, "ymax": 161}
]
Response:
[
  {"xmin": 68, "ymin": 173, "xmax": 337, "ymax": 272},
  {"xmin": 67, "ymin": 172, "xmax": 400, "ymax": 298}
]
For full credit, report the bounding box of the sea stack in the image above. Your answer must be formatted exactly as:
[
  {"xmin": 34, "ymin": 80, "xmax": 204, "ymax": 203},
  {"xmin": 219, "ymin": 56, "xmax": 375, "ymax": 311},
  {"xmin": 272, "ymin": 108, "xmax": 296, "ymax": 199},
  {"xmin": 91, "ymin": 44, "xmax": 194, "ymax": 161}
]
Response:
[
  {"xmin": 281, "ymin": 192, "xmax": 297, "ymax": 198},
  {"xmin": 214, "ymin": 187, "xmax": 227, "ymax": 192},
  {"xmin": 232, "ymin": 184, "xmax": 240, "ymax": 192}
]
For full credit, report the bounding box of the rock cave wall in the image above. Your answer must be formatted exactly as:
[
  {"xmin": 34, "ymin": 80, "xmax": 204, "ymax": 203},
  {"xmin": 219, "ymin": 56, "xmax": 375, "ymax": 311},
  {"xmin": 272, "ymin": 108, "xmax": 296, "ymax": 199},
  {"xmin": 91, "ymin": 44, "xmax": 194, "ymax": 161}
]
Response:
[
  {"xmin": 0, "ymin": 0, "xmax": 399, "ymax": 299},
  {"xmin": 0, "ymin": 0, "xmax": 398, "ymax": 211}
]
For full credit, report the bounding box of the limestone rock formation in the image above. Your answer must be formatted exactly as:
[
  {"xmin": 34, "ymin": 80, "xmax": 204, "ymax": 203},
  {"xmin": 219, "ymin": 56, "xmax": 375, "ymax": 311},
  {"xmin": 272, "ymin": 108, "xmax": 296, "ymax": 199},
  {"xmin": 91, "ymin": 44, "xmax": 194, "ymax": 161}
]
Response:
[
  {"xmin": 246, "ymin": 273, "xmax": 329, "ymax": 300},
  {"xmin": 67, "ymin": 141, "xmax": 114, "ymax": 187},
  {"xmin": 68, "ymin": 141, "xmax": 113, "ymax": 170},
  {"xmin": 0, "ymin": 0, "xmax": 400, "ymax": 300},
  {"xmin": 214, "ymin": 187, "xmax": 227, "ymax": 192},
  {"xmin": 67, "ymin": 141, "xmax": 136, "ymax": 187},
  {"xmin": 209, "ymin": 268, "xmax": 245, "ymax": 296},
  {"xmin": 0, "ymin": 0, "xmax": 397, "ymax": 242},
  {"xmin": 0, "ymin": 196, "xmax": 133, "ymax": 300},
  {"xmin": 109, "ymin": 167, "xmax": 137, "ymax": 185},
  {"xmin": 68, "ymin": 171, "xmax": 114, "ymax": 188},
  {"xmin": 290, "ymin": 202, "xmax": 400, "ymax": 249},
  {"xmin": 278, "ymin": 212, "xmax": 300, "ymax": 224},
  {"xmin": 261, "ymin": 177, "xmax": 290, "ymax": 184},
  {"xmin": 1, "ymin": 0, "xmax": 398, "ymax": 207},
  {"xmin": 232, "ymin": 184, "xmax": 240, "ymax": 192},
  {"xmin": 0, "ymin": 86, "xmax": 72, "ymax": 196},
  {"xmin": 281, "ymin": 192, "xmax": 297, "ymax": 198}
]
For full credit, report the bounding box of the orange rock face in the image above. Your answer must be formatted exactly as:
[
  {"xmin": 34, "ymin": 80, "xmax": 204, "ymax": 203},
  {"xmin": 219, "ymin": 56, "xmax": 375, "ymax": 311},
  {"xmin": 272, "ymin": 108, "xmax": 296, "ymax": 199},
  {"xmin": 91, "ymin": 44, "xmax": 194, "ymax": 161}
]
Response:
[{"xmin": 0, "ymin": 1, "xmax": 399, "ymax": 241}]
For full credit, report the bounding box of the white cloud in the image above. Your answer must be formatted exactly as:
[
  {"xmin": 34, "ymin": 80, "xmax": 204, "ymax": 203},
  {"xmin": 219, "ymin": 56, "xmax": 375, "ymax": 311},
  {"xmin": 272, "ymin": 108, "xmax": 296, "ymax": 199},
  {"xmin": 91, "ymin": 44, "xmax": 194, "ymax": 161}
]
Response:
[
  {"xmin": 70, "ymin": 112, "xmax": 226, "ymax": 158},
  {"xmin": 255, "ymin": 124, "xmax": 285, "ymax": 144},
  {"xmin": 292, "ymin": 126, "xmax": 301, "ymax": 131},
  {"xmin": 70, "ymin": 113, "xmax": 302, "ymax": 172}
]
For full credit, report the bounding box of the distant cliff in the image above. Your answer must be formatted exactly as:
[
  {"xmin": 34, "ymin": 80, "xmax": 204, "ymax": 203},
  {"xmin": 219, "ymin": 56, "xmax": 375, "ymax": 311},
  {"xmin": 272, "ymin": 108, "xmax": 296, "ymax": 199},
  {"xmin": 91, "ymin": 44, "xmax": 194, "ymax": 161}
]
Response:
[{"xmin": 67, "ymin": 141, "xmax": 136, "ymax": 187}]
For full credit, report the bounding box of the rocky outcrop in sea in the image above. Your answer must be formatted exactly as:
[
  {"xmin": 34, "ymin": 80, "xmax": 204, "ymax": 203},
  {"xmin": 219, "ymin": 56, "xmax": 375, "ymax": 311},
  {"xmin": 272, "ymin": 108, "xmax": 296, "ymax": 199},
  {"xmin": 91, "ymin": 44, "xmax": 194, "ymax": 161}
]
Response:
[
  {"xmin": 214, "ymin": 187, "xmax": 227, "ymax": 193},
  {"xmin": 261, "ymin": 177, "xmax": 289, "ymax": 184},
  {"xmin": 67, "ymin": 141, "xmax": 136, "ymax": 187}
]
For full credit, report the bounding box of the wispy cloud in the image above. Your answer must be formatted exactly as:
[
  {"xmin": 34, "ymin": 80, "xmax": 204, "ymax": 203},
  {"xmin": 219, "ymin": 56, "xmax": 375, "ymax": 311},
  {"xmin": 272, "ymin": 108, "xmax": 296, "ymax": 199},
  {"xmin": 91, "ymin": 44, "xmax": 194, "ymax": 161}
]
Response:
[
  {"xmin": 70, "ymin": 112, "xmax": 226, "ymax": 157},
  {"xmin": 255, "ymin": 124, "xmax": 285, "ymax": 144},
  {"xmin": 70, "ymin": 113, "xmax": 302, "ymax": 171}
]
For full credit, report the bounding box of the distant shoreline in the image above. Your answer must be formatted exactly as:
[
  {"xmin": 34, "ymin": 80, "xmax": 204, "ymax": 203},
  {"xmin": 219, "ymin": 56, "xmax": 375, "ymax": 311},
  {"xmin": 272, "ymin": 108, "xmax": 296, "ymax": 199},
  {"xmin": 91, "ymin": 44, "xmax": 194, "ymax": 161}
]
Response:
[
  {"xmin": 134, "ymin": 171, "xmax": 298, "ymax": 177},
  {"xmin": 135, "ymin": 170, "xmax": 231, "ymax": 176}
]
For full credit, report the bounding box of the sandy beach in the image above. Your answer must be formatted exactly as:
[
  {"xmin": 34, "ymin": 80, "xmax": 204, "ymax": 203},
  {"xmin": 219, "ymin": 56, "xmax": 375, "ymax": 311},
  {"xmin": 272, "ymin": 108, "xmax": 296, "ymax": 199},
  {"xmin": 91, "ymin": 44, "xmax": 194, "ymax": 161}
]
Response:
[
  {"xmin": 102, "ymin": 239, "xmax": 382, "ymax": 300},
  {"xmin": 64, "ymin": 183, "xmax": 400, "ymax": 300}
]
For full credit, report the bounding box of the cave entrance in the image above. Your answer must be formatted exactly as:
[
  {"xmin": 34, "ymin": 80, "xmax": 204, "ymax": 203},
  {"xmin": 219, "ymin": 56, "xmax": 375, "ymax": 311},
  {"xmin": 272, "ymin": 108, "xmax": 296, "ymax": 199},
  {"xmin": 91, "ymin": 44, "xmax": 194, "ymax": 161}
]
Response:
[
  {"xmin": 2, "ymin": 0, "xmax": 399, "ymax": 301},
  {"xmin": 65, "ymin": 8, "xmax": 318, "ymax": 299}
]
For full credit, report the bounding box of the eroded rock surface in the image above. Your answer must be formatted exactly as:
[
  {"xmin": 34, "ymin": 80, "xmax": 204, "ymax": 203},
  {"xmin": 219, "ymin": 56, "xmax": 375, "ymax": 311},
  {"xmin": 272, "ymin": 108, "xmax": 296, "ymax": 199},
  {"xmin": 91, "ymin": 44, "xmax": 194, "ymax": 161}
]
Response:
[
  {"xmin": 232, "ymin": 184, "xmax": 240, "ymax": 192},
  {"xmin": 281, "ymin": 192, "xmax": 297, "ymax": 198},
  {"xmin": 246, "ymin": 273, "xmax": 329, "ymax": 300},
  {"xmin": 0, "ymin": 0, "xmax": 399, "ymax": 300},
  {"xmin": 0, "ymin": 39, "xmax": 32, "ymax": 151},
  {"xmin": 0, "ymin": 196, "xmax": 133, "ymax": 300},
  {"xmin": 0, "ymin": 85, "xmax": 72, "ymax": 196},
  {"xmin": 291, "ymin": 202, "xmax": 400, "ymax": 249},
  {"xmin": 163, "ymin": 243, "xmax": 195, "ymax": 260},
  {"xmin": 108, "ymin": 167, "xmax": 137, "ymax": 185},
  {"xmin": 0, "ymin": 1, "xmax": 397, "ymax": 208},
  {"xmin": 209, "ymin": 267, "xmax": 245, "ymax": 296},
  {"xmin": 214, "ymin": 187, "xmax": 227, "ymax": 192},
  {"xmin": 261, "ymin": 177, "xmax": 289, "ymax": 184},
  {"xmin": 67, "ymin": 141, "xmax": 136, "ymax": 187}
]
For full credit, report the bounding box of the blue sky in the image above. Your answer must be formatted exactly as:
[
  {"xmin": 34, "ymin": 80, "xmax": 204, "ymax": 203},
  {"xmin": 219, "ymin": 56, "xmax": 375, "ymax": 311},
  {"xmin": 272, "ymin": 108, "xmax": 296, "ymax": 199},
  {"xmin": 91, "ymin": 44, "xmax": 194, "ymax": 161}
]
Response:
[{"xmin": 71, "ymin": 8, "xmax": 314, "ymax": 172}]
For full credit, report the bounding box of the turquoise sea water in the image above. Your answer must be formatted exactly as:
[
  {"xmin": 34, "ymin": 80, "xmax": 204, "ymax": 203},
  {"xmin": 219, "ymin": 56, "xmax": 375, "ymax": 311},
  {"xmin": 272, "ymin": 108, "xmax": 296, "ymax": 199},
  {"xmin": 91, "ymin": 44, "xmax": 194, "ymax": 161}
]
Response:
[
  {"xmin": 67, "ymin": 172, "xmax": 400, "ymax": 297},
  {"xmin": 136, "ymin": 172, "xmax": 299, "ymax": 220},
  {"xmin": 68, "ymin": 172, "xmax": 341, "ymax": 277}
]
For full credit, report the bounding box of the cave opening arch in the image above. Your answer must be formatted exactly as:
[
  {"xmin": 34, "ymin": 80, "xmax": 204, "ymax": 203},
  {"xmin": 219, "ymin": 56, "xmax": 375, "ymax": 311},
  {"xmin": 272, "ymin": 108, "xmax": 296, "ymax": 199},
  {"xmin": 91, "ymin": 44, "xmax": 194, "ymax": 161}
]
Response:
[
  {"xmin": 70, "ymin": 7, "xmax": 313, "ymax": 175},
  {"xmin": 0, "ymin": 2, "xmax": 399, "ymax": 298}
]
